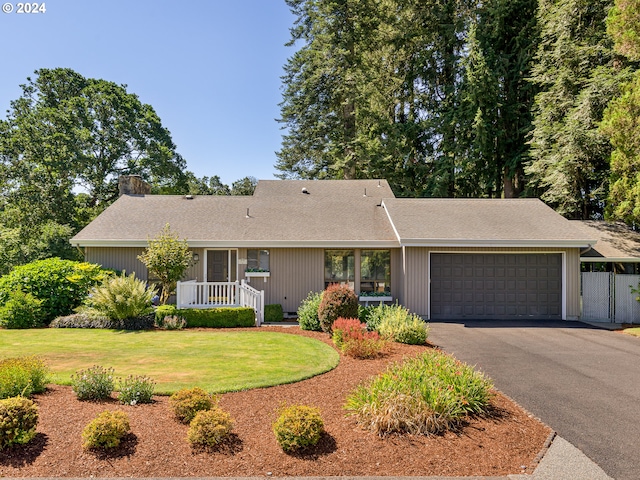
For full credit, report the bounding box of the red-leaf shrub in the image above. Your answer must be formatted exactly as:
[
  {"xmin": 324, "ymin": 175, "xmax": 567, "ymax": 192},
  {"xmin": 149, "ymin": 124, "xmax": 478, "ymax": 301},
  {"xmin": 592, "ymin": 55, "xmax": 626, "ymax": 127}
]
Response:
[
  {"xmin": 332, "ymin": 317, "xmax": 389, "ymax": 359},
  {"xmin": 318, "ymin": 284, "xmax": 359, "ymax": 333}
]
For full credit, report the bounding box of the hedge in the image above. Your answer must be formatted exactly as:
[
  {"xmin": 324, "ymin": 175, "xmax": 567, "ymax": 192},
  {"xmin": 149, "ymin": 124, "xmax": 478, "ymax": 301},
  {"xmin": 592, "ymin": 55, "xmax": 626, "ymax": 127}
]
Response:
[
  {"xmin": 264, "ymin": 304, "xmax": 284, "ymax": 323},
  {"xmin": 178, "ymin": 307, "xmax": 256, "ymax": 328}
]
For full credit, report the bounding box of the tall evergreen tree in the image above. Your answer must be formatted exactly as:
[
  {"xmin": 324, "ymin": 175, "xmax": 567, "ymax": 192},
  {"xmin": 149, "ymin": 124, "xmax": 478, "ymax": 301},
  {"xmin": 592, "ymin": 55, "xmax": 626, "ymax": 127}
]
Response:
[
  {"xmin": 601, "ymin": 0, "xmax": 640, "ymax": 225},
  {"xmin": 457, "ymin": 0, "xmax": 538, "ymax": 198},
  {"xmin": 526, "ymin": 0, "xmax": 633, "ymax": 219}
]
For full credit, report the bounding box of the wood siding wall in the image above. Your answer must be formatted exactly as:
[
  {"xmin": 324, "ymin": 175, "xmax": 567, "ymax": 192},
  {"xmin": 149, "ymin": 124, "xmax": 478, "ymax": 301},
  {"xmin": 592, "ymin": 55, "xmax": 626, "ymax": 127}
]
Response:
[
  {"xmin": 85, "ymin": 247, "xmax": 203, "ymax": 282},
  {"xmin": 403, "ymin": 247, "xmax": 581, "ymax": 320}
]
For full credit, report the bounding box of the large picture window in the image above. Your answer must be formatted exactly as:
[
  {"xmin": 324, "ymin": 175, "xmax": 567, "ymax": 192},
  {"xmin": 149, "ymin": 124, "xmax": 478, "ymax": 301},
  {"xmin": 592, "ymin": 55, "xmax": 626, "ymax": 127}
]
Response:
[
  {"xmin": 324, "ymin": 250, "xmax": 355, "ymax": 288},
  {"xmin": 247, "ymin": 249, "xmax": 269, "ymax": 271},
  {"xmin": 360, "ymin": 250, "xmax": 391, "ymax": 293}
]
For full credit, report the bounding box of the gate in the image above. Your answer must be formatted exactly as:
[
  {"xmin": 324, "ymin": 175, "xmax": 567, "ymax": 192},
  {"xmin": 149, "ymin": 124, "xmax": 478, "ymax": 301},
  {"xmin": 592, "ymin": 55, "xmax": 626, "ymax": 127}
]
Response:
[{"xmin": 581, "ymin": 272, "xmax": 640, "ymax": 323}]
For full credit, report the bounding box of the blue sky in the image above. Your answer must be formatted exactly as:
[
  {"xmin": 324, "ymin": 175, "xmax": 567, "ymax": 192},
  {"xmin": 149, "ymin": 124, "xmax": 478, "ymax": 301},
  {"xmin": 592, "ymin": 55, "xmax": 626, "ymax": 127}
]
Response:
[{"xmin": 0, "ymin": 0, "xmax": 296, "ymax": 186}]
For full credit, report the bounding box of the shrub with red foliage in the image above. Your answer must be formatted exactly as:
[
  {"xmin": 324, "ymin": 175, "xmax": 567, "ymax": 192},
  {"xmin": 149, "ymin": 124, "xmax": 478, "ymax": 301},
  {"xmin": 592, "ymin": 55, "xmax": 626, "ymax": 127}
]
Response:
[
  {"xmin": 318, "ymin": 284, "xmax": 359, "ymax": 333},
  {"xmin": 332, "ymin": 317, "xmax": 389, "ymax": 359}
]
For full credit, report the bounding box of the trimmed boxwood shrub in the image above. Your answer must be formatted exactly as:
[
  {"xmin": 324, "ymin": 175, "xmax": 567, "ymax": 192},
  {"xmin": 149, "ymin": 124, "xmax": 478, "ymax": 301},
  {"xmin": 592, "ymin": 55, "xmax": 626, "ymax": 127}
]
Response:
[
  {"xmin": 318, "ymin": 284, "xmax": 359, "ymax": 333},
  {"xmin": 0, "ymin": 396, "xmax": 39, "ymax": 450},
  {"xmin": 178, "ymin": 307, "xmax": 255, "ymax": 328},
  {"xmin": 81, "ymin": 410, "xmax": 130, "ymax": 450},
  {"xmin": 264, "ymin": 304, "xmax": 284, "ymax": 323},
  {"xmin": 170, "ymin": 387, "xmax": 216, "ymax": 424},
  {"xmin": 155, "ymin": 304, "xmax": 178, "ymax": 323},
  {"xmin": 272, "ymin": 404, "xmax": 324, "ymax": 452},
  {"xmin": 0, "ymin": 258, "xmax": 109, "ymax": 324},
  {"xmin": 187, "ymin": 407, "xmax": 234, "ymax": 448}
]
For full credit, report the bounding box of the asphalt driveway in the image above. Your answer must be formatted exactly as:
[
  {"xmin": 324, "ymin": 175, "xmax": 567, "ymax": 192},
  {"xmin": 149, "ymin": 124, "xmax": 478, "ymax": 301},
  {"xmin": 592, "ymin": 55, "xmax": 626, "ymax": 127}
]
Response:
[{"xmin": 427, "ymin": 320, "xmax": 640, "ymax": 480}]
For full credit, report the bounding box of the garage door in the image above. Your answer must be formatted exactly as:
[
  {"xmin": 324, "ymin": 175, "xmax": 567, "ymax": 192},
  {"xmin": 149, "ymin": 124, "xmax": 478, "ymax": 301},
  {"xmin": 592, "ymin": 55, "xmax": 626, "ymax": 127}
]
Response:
[{"xmin": 430, "ymin": 253, "xmax": 562, "ymax": 320}]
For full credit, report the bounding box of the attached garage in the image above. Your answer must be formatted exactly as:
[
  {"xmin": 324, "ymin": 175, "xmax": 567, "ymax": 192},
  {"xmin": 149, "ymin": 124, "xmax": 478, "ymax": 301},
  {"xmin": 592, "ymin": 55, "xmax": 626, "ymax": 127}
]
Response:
[{"xmin": 430, "ymin": 253, "xmax": 563, "ymax": 320}]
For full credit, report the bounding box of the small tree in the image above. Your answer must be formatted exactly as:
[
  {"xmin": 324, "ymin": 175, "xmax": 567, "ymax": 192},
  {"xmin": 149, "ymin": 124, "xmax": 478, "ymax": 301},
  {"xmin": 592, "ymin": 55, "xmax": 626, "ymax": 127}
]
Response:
[{"xmin": 138, "ymin": 224, "xmax": 192, "ymax": 304}]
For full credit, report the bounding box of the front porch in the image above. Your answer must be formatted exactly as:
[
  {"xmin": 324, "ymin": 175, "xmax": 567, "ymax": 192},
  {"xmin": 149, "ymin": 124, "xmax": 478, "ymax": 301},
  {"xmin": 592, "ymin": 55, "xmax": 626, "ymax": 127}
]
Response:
[{"xmin": 176, "ymin": 279, "xmax": 265, "ymax": 325}]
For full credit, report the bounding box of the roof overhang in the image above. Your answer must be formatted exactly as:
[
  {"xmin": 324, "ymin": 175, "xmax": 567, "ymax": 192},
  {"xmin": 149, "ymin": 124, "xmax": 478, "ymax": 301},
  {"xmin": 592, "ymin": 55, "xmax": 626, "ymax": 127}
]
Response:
[
  {"xmin": 398, "ymin": 239, "xmax": 595, "ymax": 248},
  {"xmin": 580, "ymin": 257, "xmax": 640, "ymax": 263},
  {"xmin": 71, "ymin": 239, "xmax": 401, "ymax": 249}
]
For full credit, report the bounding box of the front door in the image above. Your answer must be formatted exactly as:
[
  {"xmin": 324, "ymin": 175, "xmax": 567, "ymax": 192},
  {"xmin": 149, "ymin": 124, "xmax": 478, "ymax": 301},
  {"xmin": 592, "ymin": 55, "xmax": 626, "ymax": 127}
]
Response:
[{"xmin": 206, "ymin": 250, "xmax": 237, "ymax": 282}]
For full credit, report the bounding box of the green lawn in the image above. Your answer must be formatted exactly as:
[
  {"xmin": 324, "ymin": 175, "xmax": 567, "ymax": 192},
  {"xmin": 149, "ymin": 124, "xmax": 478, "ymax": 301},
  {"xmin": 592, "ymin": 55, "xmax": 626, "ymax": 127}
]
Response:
[
  {"xmin": 623, "ymin": 327, "xmax": 640, "ymax": 338},
  {"xmin": 0, "ymin": 329, "xmax": 339, "ymax": 394}
]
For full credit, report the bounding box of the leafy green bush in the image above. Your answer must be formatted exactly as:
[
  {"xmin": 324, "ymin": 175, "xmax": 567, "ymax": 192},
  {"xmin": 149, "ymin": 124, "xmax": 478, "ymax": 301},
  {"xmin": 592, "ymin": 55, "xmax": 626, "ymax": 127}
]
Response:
[
  {"xmin": 187, "ymin": 407, "xmax": 234, "ymax": 448},
  {"xmin": 178, "ymin": 307, "xmax": 255, "ymax": 328},
  {"xmin": 0, "ymin": 356, "xmax": 49, "ymax": 399},
  {"xmin": 170, "ymin": 387, "xmax": 215, "ymax": 424},
  {"xmin": 71, "ymin": 365, "xmax": 115, "ymax": 401},
  {"xmin": 117, "ymin": 375, "xmax": 155, "ymax": 405},
  {"xmin": 297, "ymin": 291, "xmax": 323, "ymax": 331},
  {"xmin": 376, "ymin": 305, "xmax": 429, "ymax": 345},
  {"xmin": 331, "ymin": 318, "xmax": 389, "ymax": 359},
  {"xmin": 81, "ymin": 272, "xmax": 155, "ymax": 321},
  {"xmin": 345, "ymin": 351, "xmax": 494, "ymax": 435},
  {"xmin": 50, "ymin": 312, "xmax": 155, "ymax": 330},
  {"xmin": 318, "ymin": 284, "xmax": 359, "ymax": 333},
  {"xmin": 0, "ymin": 397, "xmax": 39, "ymax": 450},
  {"xmin": 0, "ymin": 289, "xmax": 44, "ymax": 329},
  {"xmin": 0, "ymin": 258, "xmax": 108, "ymax": 323},
  {"xmin": 272, "ymin": 404, "xmax": 324, "ymax": 452},
  {"xmin": 81, "ymin": 410, "xmax": 130, "ymax": 450},
  {"xmin": 155, "ymin": 304, "xmax": 178, "ymax": 323},
  {"xmin": 264, "ymin": 304, "xmax": 284, "ymax": 322}
]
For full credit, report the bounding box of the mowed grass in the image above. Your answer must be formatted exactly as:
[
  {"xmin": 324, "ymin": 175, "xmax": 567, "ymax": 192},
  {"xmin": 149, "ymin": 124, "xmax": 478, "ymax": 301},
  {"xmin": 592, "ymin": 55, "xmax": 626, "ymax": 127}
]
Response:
[
  {"xmin": 623, "ymin": 327, "xmax": 640, "ymax": 338},
  {"xmin": 0, "ymin": 329, "xmax": 339, "ymax": 395}
]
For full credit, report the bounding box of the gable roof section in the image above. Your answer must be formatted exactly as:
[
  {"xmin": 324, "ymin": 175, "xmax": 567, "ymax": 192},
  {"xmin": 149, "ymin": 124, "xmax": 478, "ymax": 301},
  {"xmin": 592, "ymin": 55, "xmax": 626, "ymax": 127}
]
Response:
[
  {"xmin": 72, "ymin": 180, "xmax": 595, "ymax": 249},
  {"xmin": 71, "ymin": 193, "xmax": 398, "ymax": 248},
  {"xmin": 382, "ymin": 198, "xmax": 595, "ymax": 247},
  {"xmin": 571, "ymin": 220, "xmax": 640, "ymax": 261},
  {"xmin": 253, "ymin": 179, "xmax": 395, "ymax": 199}
]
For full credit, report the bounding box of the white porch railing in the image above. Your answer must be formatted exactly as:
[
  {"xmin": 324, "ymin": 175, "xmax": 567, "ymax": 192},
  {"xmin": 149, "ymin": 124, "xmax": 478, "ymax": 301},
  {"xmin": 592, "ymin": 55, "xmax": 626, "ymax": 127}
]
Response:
[{"xmin": 176, "ymin": 280, "xmax": 264, "ymax": 325}]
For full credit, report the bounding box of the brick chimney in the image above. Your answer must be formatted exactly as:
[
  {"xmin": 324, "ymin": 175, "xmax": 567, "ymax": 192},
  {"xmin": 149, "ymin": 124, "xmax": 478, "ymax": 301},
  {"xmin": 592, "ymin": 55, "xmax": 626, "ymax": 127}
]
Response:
[{"xmin": 118, "ymin": 175, "xmax": 152, "ymax": 196}]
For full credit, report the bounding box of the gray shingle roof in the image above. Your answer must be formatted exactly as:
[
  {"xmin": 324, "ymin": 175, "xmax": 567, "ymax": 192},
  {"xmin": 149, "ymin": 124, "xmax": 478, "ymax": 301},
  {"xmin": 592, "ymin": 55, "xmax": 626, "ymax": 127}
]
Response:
[
  {"xmin": 382, "ymin": 198, "xmax": 594, "ymax": 246},
  {"xmin": 71, "ymin": 180, "xmax": 594, "ymax": 248},
  {"xmin": 71, "ymin": 192, "xmax": 398, "ymax": 247},
  {"xmin": 571, "ymin": 220, "xmax": 640, "ymax": 261}
]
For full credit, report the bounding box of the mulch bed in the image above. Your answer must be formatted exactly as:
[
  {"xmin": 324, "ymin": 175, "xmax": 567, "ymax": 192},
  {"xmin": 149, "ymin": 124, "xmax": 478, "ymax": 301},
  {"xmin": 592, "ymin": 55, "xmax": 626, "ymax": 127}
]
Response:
[{"xmin": 0, "ymin": 326, "xmax": 551, "ymax": 477}]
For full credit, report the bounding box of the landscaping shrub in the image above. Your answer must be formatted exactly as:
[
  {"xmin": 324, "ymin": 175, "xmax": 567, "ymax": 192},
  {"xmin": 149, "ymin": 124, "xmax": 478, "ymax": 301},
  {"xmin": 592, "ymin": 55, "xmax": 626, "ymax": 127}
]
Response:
[
  {"xmin": 81, "ymin": 272, "xmax": 156, "ymax": 321},
  {"xmin": 0, "ymin": 356, "xmax": 49, "ymax": 399},
  {"xmin": 178, "ymin": 307, "xmax": 255, "ymax": 328},
  {"xmin": 0, "ymin": 396, "xmax": 38, "ymax": 450},
  {"xmin": 297, "ymin": 291, "xmax": 323, "ymax": 331},
  {"xmin": 155, "ymin": 304, "xmax": 178, "ymax": 323},
  {"xmin": 264, "ymin": 304, "xmax": 284, "ymax": 323},
  {"xmin": 0, "ymin": 289, "xmax": 44, "ymax": 329},
  {"xmin": 272, "ymin": 404, "xmax": 324, "ymax": 452},
  {"xmin": 157, "ymin": 315, "xmax": 187, "ymax": 330},
  {"xmin": 318, "ymin": 284, "xmax": 359, "ymax": 333},
  {"xmin": 81, "ymin": 410, "xmax": 130, "ymax": 450},
  {"xmin": 187, "ymin": 407, "xmax": 234, "ymax": 448},
  {"xmin": 345, "ymin": 350, "xmax": 494, "ymax": 436},
  {"xmin": 117, "ymin": 375, "xmax": 155, "ymax": 405},
  {"xmin": 50, "ymin": 312, "xmax": 155, "ymax": 330},
  {"xmin": 0, "ymin": 258, "xmax": 108, "ymax": 323},
  {"xmin": 331, "ymin": 318, "xmax": 389, "ymax": 359},
  {"xmin": 169, "ymin": 387, "xmax": 216, "ymax": 424},
  {"xmin": 376, "ymin": 305, "xmax": 429, "ymax": 345},
  {"xmin": 71, "ymin": 365, "xmax": 115, "ymax": 401}
]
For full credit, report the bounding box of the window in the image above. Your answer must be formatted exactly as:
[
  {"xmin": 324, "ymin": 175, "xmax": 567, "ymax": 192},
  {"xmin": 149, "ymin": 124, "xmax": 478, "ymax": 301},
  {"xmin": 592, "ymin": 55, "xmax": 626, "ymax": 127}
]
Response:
[
  {"xmin": 247, "ymin": 249, "xmax": 269, "ymax": 271},
  {"xmin": 324, "ymin": 250, "xmax": 355, "ymax": 288},
  {"xmin": 360, "ymin": 250, "xmax": 391, "ymax": 293}
]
